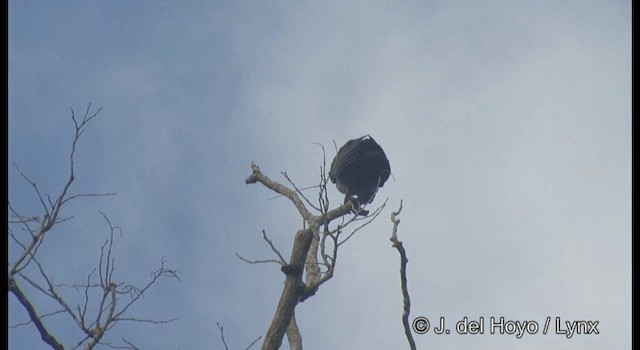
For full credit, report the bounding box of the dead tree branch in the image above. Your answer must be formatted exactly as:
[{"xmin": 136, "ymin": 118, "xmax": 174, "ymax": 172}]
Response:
[
  {"xmin": 261, "ymin": 228, "xmax": 314, "ymax": 350},
  {"xmin": 260, "ymin": 230, "xmax": 287, "ymax": 264},
  {"xmin": 285, "ymin": 312, "xmax": 302, "ymax": 350},
  {"xmin": 217, "ymin": 322, "xmax": 230, "ymax": 350},
  {"xmin": 12, "ymin": 214, "xmax": 180, "ymax": 350},
  {"xmin": 389, "ymin": 200, "xmax": 416, "ymax": 350},
  {"xmin": 8, "ymin": 278, "xmax": 64, "ymax": 350},
  {"xmin": 281, "ymin": 171, "xmax": 321, "ymax": 213},
  {"xmin": 235, "ymin": 230, "xmax": 287, "ymax": 266},
  {"xmin": 216, "ymin": 322, "xmax": 262, "ymax": 350},
  {"xmin": 8, "ymin": 104, "xmax": 179, "ymax": 350},
  {"xmin": 245, "ymin": 158, "xmax": 388, "ymax": 350},
  {"xmin": 245, "ymin": 163, "xmax": 354, "ymax": 226},
  {"xmin": 9, "ymin": 104, "xmax": 113, "ymax": 279}
]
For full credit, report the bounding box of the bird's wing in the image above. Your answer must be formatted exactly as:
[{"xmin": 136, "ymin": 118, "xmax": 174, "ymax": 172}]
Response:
[{"xmin": 329, "ymin": 139, "xmax": 362, "ymax": 181}]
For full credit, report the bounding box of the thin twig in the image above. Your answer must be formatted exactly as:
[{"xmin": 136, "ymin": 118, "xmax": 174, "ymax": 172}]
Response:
[
  {"xmin": 9, "ymin": 309, "xmax": 67, "ymax": 329},
  {"xmin": 235, "ymin": 230, "xmax": 289, "ymax": 266},
  {"xmin": 304, "ymin": 142, "xmax": 331, "ymax": 293},
  {"xmin": 114, "ymin": 317, "xmax": 178, "ymax": 324},
  {"xmin": 217, "ymin": 323, "xmax": 230, "ymax": 350},
  {"xmin": 235, "ymin": 253, "xmax": 284, "ymax": 266},
  {"xmin": 245, "ymin": 335, "xmax": 262, "ymax": 350},
  {"xmin": 281, "ymin": 171, "xmax": 321, "ymax": 212},
  {"xmin": 261, "ymin": 230, "xmax": 287, "ymax": 264},
  {"xmin": 266, "ymin": 185, "xmax": 319, "ymax": 201},
  {"xmin": 11, "ymin": 163, "xmax": 50, "ymax": 217},
  {"xmin": 120, "ymin": 338, "xmax": 141, "ymax": 350},
  {"xmin": 61, "ymin": 192, "xmax": 117, "ymax": 205},
  {"xmin": 337, "ymin": 199, "xmax": 387, "ymax": 246}
]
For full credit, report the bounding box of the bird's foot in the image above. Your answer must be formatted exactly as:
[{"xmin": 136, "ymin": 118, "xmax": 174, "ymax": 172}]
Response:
[{"xmin": 345, "ymin": 196, "xmax": 369, "ymax": 216}]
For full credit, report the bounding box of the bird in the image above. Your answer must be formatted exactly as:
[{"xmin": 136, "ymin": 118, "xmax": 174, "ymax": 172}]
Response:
[{"xmin": 329, "ymin": 135, "xmax": 391, "ymax": 214}]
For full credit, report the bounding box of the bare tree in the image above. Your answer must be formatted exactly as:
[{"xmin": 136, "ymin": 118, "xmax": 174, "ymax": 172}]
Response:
[
  {"xmin": 8, "ymin": 105, "xmax": 180, "ymax": 350},
  {"xmin": 242, "ymin": 143, "xmax": 388, "ymax": 350}
]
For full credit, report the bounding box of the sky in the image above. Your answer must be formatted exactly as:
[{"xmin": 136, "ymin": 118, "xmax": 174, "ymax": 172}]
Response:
[{"xmin": 8, "ymin": 1, "xmax": 631, "ymax": 349}]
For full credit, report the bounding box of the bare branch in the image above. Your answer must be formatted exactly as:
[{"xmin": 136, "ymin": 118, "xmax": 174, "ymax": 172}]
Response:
[
  {"xmin": 246, "ymin": 163, "xmax": 354, "ymax": 227},
  {"xmin": 16, "ymin": 271, "xmax": 55, "ymax": 299},
  {"xmin": 10, "ymin": 103, "xmax": 179, "ymax": 350},
  {"xmin": 9, "ymin": 104, "xmax": 105, "ymax": 279},
  {"xmin": 111, "ymin": 257, "xmax": 181, "ymax": 321},
  {"xmin": 245, "ymin": 336, "xmax": 263, "ymax": 350},
  {"xmin": 246, "ymin": 159, "xmax": 390, "ymax": 350},
  {"xmin": 30, "ymin": 255, "xmax": 87, "ymax": 331},
  {"xmin": 308, "ymin": 230, "xmax": 338, "ymax": 296},
  {"xmin": 266, "ymin": 185, "xmax": 319, "ymax": 201},
  {"xmin": 246, "ymin": 163, "xmax": 316, "ymax": 223},
  {"xmin": 390, "ymin": 200, "xmax": 403, "ymax": 242},
  {"xmin": 337, "ymin": 199, "xmax": 387, "ymax": 246},
  {"xmin": 389, "ymin": 200, "xmax": 416, "ymax": 350},
  {"xmin": 235, "ymin": 230, "xmax": 288, "ymax": 266},
  {"xmin": 113, "ymin": 317, "xmax": 178, "ymax": 324},
  {"xmin": 51, "ymin": 105, "xmax": 103, "ymax": 226},
  {"xmin": 217, "ymin": 322, "xmax": 262, "ymax": 350},
  {"xmin": 8, "ymin": 208, "xmax": 49, "ymax": 276},
  {"xmin": 11, "ymin": 163, "xmax": 51, "ymax": 217},
  {"xmin": 281, "ymin": 171, "xmax": 321, "ymax": 212},
  {"xmin": 81, "ymin": 254, "xmax": 179, "ymax": 350},
  {"xmin": 285, "ymin": 312, "xmax": 302, "ymax": 350},
  {"xmin": 303, "ymin": 225, "xmax": 322, "ymax": 289},
  {"xmin": 261, "ymin": 230, "xmax": 287, "ymax": 264},
  {"xmin": 8, "ymin": 278, "xmax": 64, "ymax": 350},
  {"xmin": 262, "ymin": 229, "xmax": 314, "ymax": 350},
  {"xmin": 80, "ymin": 270, "xmax": 96, "ymax": 329},
  {"xmin": 61, "ymin": 192, "xmax": 117, "ymax": 206},
  {"xmin": 9, "ymin": 309, "xmax": 67, "ymax": 329},
  {"xmin": 71, "ymin": 336, "xmax": 92, "ymax": 350},
  {"xmin": 217, "ymin": 322, "xmax": 230, "ymax": 350},
  {"xmin": 11, "ymin": 212, "xmax": 179, "ymax": 350},
  {"xmin": 120, "ymin": 338, "xmax": 141, "ymax": 350},
  {"xmin": 8, "ymin": 225, "xmax": 29, "ymax": 253},
  {"xmin": 313, "ymin": 142, "xmax": 331, "ymax": 223},
  {"xmin": 317, "ymin": 201, "xmax": 355, "ymax": 225},
  {"xmin": 235, "ymin": 253, "xmax": 283, "ymax": 266},
  {"xmin": 303, "ymin": 144, "xmax": 331, "ymax": 291}
]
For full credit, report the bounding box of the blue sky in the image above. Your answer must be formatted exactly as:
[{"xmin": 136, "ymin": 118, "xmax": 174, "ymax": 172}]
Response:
[{"xmin": 9, "ymin": 1, "xmax": 631, "ymax": 349}]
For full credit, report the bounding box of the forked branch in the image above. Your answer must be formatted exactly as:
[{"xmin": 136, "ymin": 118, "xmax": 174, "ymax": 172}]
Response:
[
  {"xmin": 245, "ymin": 160, "xmax": 387, "ymax": 350},
  {"xmin": 8, "ymin": 105, "xmax": 178, "ymax": 350}
]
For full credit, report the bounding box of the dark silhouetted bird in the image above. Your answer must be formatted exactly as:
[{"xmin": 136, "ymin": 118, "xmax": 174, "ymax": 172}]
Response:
[{"xmin": 329, "ymin": 135, "xmax": 391, "ymax": 213}]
